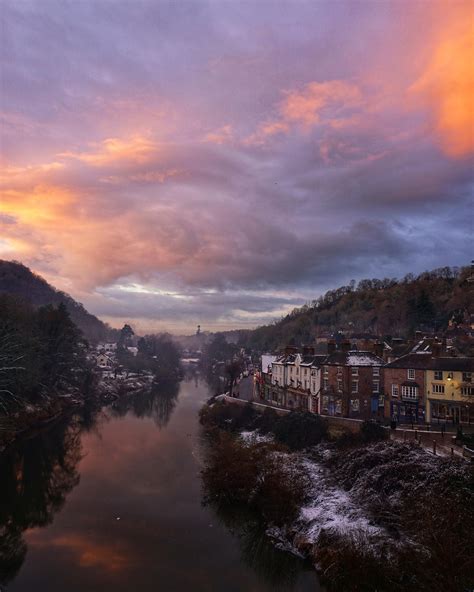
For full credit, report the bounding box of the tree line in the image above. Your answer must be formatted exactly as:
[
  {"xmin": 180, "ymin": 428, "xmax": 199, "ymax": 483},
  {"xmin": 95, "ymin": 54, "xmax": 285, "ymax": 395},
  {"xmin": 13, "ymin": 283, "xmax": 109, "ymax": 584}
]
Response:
[
  {"xmin": 239, "ymin": 265, "xmax": 472, "ymax": 352},
  {"xmin": 0, "ymin": 294, "xmax": 92, "ymax": 412}
]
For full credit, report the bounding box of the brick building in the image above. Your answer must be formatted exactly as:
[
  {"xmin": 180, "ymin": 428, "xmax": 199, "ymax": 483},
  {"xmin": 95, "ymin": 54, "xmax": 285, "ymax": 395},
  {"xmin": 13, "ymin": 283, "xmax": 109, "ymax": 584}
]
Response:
[
  {"xmin": 384, "ymin": 352, "xmax": 431, "ymax": 424},
  {"xmin": 321, "ymin": 344, "xmax": 384, "ymax": 419}
]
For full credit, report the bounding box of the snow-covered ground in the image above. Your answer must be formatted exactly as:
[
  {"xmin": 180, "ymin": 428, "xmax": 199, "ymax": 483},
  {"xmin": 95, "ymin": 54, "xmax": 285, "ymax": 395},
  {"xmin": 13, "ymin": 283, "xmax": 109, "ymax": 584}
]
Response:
[
  {"xmin": 239, "ymin": 429, "xmax": 273, "ymax": 445},
  {"xmin": 266, "ymin": 450, "xmax": 387, "ymax": 559}
]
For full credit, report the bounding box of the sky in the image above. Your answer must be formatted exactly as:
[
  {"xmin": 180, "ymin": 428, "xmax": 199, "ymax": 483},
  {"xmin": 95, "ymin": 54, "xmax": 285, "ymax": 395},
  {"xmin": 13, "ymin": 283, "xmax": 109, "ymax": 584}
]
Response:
[{"xmin": 0, "ymin": 0, "xmax": 473, "ymax": 334}]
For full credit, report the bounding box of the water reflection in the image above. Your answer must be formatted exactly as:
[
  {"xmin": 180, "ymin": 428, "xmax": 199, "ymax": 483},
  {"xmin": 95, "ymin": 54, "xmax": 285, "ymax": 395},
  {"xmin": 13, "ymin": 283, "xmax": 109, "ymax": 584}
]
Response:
[
  {"xmin": 209, "ymin": 504, "xmax": 316, "ymax": 591},
  {"xmin": 0, "ymin": 381, "xmax": 180, "ymax": 587},
  {"xmin": 0, "ymin": 379, "xmax": 318, "ymax": 591},
  {"xmin": 110, "ymin": 380, "xmax": 180, "ymax": 429},
  {"xmin": 0, "ymin": 418, "xmax": 83, "ymax": 587}
]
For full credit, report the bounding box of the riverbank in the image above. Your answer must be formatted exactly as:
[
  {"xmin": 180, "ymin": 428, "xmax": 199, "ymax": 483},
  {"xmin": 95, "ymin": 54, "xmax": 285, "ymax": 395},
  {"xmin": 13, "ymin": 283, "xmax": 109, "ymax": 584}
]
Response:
[
  {"xmin": 0, "ymin": 374, "xmax": 155, "ymax": 454},
  {"xmin": 200, "ymin": 400, "xmax": 474, "ymax": 592}
]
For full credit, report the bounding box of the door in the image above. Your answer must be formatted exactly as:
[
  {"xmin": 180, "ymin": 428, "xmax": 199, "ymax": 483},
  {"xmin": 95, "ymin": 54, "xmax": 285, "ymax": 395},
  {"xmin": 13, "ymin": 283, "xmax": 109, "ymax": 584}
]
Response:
[{"xmin": 452, "ymin": 406, "xmax": 460, "ymax": 424}]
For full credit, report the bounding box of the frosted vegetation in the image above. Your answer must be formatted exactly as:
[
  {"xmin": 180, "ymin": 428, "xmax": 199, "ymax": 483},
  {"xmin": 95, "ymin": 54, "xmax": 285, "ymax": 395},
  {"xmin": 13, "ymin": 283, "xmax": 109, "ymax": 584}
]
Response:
[{"xmin": 200, "ymin": 401, "xmax": 474, "ymax": 592}]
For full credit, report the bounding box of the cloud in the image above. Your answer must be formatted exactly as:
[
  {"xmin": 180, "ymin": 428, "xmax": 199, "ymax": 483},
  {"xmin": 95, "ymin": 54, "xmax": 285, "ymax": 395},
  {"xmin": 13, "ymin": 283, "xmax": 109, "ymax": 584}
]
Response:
[
  {"xmin": 58, "ymin": 135, "xmax": 159, "ymax": 166},
  {"xmin": 411, "ymin": 15, "xmax": 474, "ymax": 156},
  {"xmin": 204, "ymin": 124, "xmax": 234, "ymax": 144},
  {"xmin": 1, "ymin": 0, "xmax": 472, "ymax": 332},
  {"xmin": 245, "ymin": 80, "xmax": 362, "ymax": 145}
]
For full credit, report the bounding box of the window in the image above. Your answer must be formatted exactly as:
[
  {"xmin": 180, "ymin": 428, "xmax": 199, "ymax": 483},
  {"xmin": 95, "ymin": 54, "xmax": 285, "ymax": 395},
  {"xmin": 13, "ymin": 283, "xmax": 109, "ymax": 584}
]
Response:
[
  {"xmin": 350, "ymin": 399, "xmax": 360, "ymax": 412},
  {"xmin": 351, "ymin": 381, "xmax": 359, "ymax": 393},
  {"xmin": 461, "ymin": 386, "xmax": 474, "ymax": 396},
  {"xmin": 322, "ymin": 396, "xmax": 329, "ymax": 411},
  {"xmin": 391, "ymin": 384, "xmax": 399, "ymax": 398},
  {"xmin": 323, "ymin": 378, "xmax": 329, "ymax": 390},
  {"xmin": 337, "ymin": 379, "xmax": 343, "ymax": 392},
  {"xmin": 432, "ymin": 384, "xmax": 445, "ymax": 394},
  {"xmin": 335, "ymin": 400, "xmax": 342, "ymax": 414},
  {"xmin": 373, "ymin": 367, "xmax": 380, "ymax": 377},
  {"xmin": 351, "ymin": 366, "xmax": 359, "ymax": 376},
  {"xmin": 402, "ymin": 385, "xmax": 418, "ymax": 399},
  {"xmin": 337, "ymin": 366, "xmax": 343, "ymax": 375},
  {"xmin": 434, "ymin": 370, "xmax": 443, "ymax": 381},
  {"xmin": 373, "ymin": 380, "xmax": 380, "ymax": 393},
  {"xmin": 407, "ymin": 369, "xmax": 415, "ymax": 380},
  {"xmin": 462, "ymin": 372, "xmax": 472, "ymax": 383},
  {"xmin": 323, "ymin": 366, "xmax": 328, "ymax": 375}
]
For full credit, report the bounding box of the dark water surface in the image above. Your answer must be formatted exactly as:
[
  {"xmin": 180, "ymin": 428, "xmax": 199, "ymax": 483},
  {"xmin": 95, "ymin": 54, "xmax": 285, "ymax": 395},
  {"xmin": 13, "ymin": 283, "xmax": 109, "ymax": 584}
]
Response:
[{"xmin": 0, "ymin": 378, "xmax": 319, "ymax": 591}]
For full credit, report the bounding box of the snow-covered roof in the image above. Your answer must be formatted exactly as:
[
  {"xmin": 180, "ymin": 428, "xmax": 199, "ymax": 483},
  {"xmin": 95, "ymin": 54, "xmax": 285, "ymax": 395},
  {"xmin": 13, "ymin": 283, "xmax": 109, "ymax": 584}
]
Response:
[{"xmin": 261, "ymin": 354, "xmax": 278, "ymax": 373}]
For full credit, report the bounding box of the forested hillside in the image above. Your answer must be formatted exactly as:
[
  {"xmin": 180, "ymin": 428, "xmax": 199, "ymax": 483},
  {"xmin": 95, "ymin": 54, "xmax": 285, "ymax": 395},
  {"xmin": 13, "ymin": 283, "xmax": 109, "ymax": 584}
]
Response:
[
  {"xmin": 240, "ymin": 266, "xmax": 472, "ymax": 352},
  {"xmin": 0, "ymin": 260, "xmax": 116, "ymax": 343}
]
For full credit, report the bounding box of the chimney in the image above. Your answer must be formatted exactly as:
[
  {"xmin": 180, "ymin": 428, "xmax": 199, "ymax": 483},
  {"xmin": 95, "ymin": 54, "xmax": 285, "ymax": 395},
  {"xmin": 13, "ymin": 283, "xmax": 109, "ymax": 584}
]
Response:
[
  {"xmin": 302, "ymin": 345, "xmax": 315, "ymax": 356},
  {"xmin": 341, "ymin": 340, "xmax": 351, "ymax": 352},
  {"xmin": 373, "ymin": 341, "xmax": 384, "ymax": 358},
  {"xmin": 327, "ymin": 340, "xmax": 336, "ymax": 355},
  {"xmin": 431, "ymin": 340, "xmax": 442, "ymax": 358}
]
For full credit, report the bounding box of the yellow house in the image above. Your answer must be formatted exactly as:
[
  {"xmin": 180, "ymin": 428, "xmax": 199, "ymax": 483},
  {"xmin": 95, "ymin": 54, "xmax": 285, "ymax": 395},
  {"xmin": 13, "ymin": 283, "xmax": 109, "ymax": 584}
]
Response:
[{"xmin": 425, "ymin": 357, "xmax": 474, "ymax": 425}]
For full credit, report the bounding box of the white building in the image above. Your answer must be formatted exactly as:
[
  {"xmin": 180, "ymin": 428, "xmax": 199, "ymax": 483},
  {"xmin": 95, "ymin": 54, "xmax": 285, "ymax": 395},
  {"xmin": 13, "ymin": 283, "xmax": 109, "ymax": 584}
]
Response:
[{"xmin": 270, "ymin": 350, "xmax": 326, "ymax": 412}]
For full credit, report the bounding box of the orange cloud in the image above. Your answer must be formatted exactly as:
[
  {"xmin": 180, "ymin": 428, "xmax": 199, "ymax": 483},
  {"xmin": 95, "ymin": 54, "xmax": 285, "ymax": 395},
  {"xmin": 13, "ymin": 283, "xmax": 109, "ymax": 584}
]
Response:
[
  {"xmin": 245, "ymin": 80, "xmax": 362, "ymax": 145},
  {"xmin": 280, "ymin": 80, "xmax": 361, "ymax": 127},
  {"xmin": 58, "ymin": 135, "xmax": 158, "ymax": 166},
  {"xmin": 204, "ymin": 124, "xmax": 234, "ymax": 144},
  {"xmin": 1, "ymin": 186, "xmax": 75, "ymax": 227},
  {"xmin": 411, "ymin": 8, "xmax": 474, "ymax": 156}
]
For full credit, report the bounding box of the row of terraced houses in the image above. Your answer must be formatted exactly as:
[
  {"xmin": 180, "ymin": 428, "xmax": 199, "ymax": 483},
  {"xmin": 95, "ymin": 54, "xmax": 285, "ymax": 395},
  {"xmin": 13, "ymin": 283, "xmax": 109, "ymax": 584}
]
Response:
[{"xmin": 257, "ymin": 341, "xmax": 474, "ymax": 426}]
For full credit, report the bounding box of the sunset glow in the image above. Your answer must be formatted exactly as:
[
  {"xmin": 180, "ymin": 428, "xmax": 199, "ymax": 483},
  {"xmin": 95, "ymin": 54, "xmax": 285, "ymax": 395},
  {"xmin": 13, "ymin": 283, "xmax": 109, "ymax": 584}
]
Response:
[{"xmin": 1, "ymin": 0, "xmax": 472, "ymax": 332}]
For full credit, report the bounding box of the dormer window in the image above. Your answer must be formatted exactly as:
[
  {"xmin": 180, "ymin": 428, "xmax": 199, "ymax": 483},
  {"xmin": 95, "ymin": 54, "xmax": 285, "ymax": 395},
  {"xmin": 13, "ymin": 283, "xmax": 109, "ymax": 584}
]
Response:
[{"xmin": 407, "ymin": 369, "xmax": 415, "ymax": 380}]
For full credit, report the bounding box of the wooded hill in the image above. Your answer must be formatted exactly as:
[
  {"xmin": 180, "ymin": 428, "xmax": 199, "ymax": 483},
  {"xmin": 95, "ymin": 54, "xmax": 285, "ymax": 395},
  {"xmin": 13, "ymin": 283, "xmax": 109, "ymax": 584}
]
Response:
[
  {"xmin": 0, "ymin": 260, "xmax": 116, "ymax": 343},
  {"xmin": 239, "ymin": 266, "xmax": 473, "ymax": 352}
]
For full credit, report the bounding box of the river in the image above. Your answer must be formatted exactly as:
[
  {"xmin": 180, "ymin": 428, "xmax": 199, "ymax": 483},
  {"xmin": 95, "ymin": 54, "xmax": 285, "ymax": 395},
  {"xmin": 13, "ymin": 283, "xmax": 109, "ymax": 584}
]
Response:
[{"xmin": 0, "ymin": 377, "xmax": 320, "ymax": 591}]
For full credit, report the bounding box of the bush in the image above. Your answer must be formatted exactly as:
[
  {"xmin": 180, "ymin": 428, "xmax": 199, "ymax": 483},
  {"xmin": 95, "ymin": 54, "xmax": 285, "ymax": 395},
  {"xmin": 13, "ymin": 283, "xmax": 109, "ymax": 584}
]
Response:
[
  {"xmin": 253, "ymin": 407, "xmax": 280, "ymax": 434},
  {"xmin": 199, "ymin": 401, "xmax": 258, "ymax": 433},
  {"xmin": 360, "ymin": 420, "xmax": 388, "ymax": 443},
  {"xmin": 202, "ymin": 433, "xmax": 260, "ymax": 504},
  {"xmin": 334, "ymin": 421, "xmax": 388, "ymax": 449},
  {"xmin": 253, "ymin": 458, "xmax": 308, "ymax": 525},
  {"xmin": 273, "ymin": 412, "xmax": 327, "ymax": 450},
  {"xmin": 202, "ymin": 433, "xmax": 309, "ymax": 525},
  {"xmin": 314, "ymin": 530, "xmax": 403, "ymax": 592}
]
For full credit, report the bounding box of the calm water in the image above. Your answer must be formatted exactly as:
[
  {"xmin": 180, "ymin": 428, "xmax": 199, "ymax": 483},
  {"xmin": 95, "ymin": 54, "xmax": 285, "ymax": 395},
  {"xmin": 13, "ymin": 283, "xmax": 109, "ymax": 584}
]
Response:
[{"xmin": 0, "ymin": 377, "xmax": 319, "ymax": 591}]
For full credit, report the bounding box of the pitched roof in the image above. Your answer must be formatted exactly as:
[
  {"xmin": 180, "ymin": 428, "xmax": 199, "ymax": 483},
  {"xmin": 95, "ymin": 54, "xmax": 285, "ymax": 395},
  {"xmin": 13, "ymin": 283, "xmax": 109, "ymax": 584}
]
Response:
[
  {"xmin": 429, "ymin": 357, "xmax": 474, "ymax": 372},
  {"xmin": 385, "ymin": 353, "xmax": 474, "ymax": 371},
  {"xmin": 325, "ymin": 350, "xmax": 384, "ymax": 366},
  {"xmin": 385, "ymin": 352, "xmax": 432, "ymax": 369}
]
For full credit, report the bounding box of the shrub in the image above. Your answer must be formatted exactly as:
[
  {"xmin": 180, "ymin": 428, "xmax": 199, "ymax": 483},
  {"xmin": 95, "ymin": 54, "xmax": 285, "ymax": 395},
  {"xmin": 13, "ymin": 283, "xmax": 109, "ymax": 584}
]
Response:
[
  {"xmin": 202, "ymin": 432, "xmax": 260, "ymax": 504},
  {"xmin": 313, "ymin": 530, "xmax": 413, "ymax": 592},
  {"xmin": 253, "ymin": 407, "xmax": 280, "ymax": 434},
  {"xmin": 202, "ymin": 433, "xmax": 309, "ymax": 525},
  {"xmin": 273, "ymin": 412, "xmax": 327, "ymax": 450},
  {"xmin": 199, "ymin": 401, "xmax": 258, "ymax": 433},
  {"xmin": 360, "ymin": 420, "xmax": 388, "ymax": 443},
  {"xmin": 253, "ymin": 458, "xmax": 308, "ymax": 525},
  {"xmin": 334, "ymin": 421, "xmax": 388, "ymax": 449}
]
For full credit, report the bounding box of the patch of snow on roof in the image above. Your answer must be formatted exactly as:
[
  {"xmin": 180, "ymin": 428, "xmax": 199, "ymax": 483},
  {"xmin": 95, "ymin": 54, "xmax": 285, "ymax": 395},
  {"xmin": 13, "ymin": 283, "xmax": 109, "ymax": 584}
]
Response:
[{"xmin": 346, "ymin": 352, "xmax": 382, "ymax": 366}]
